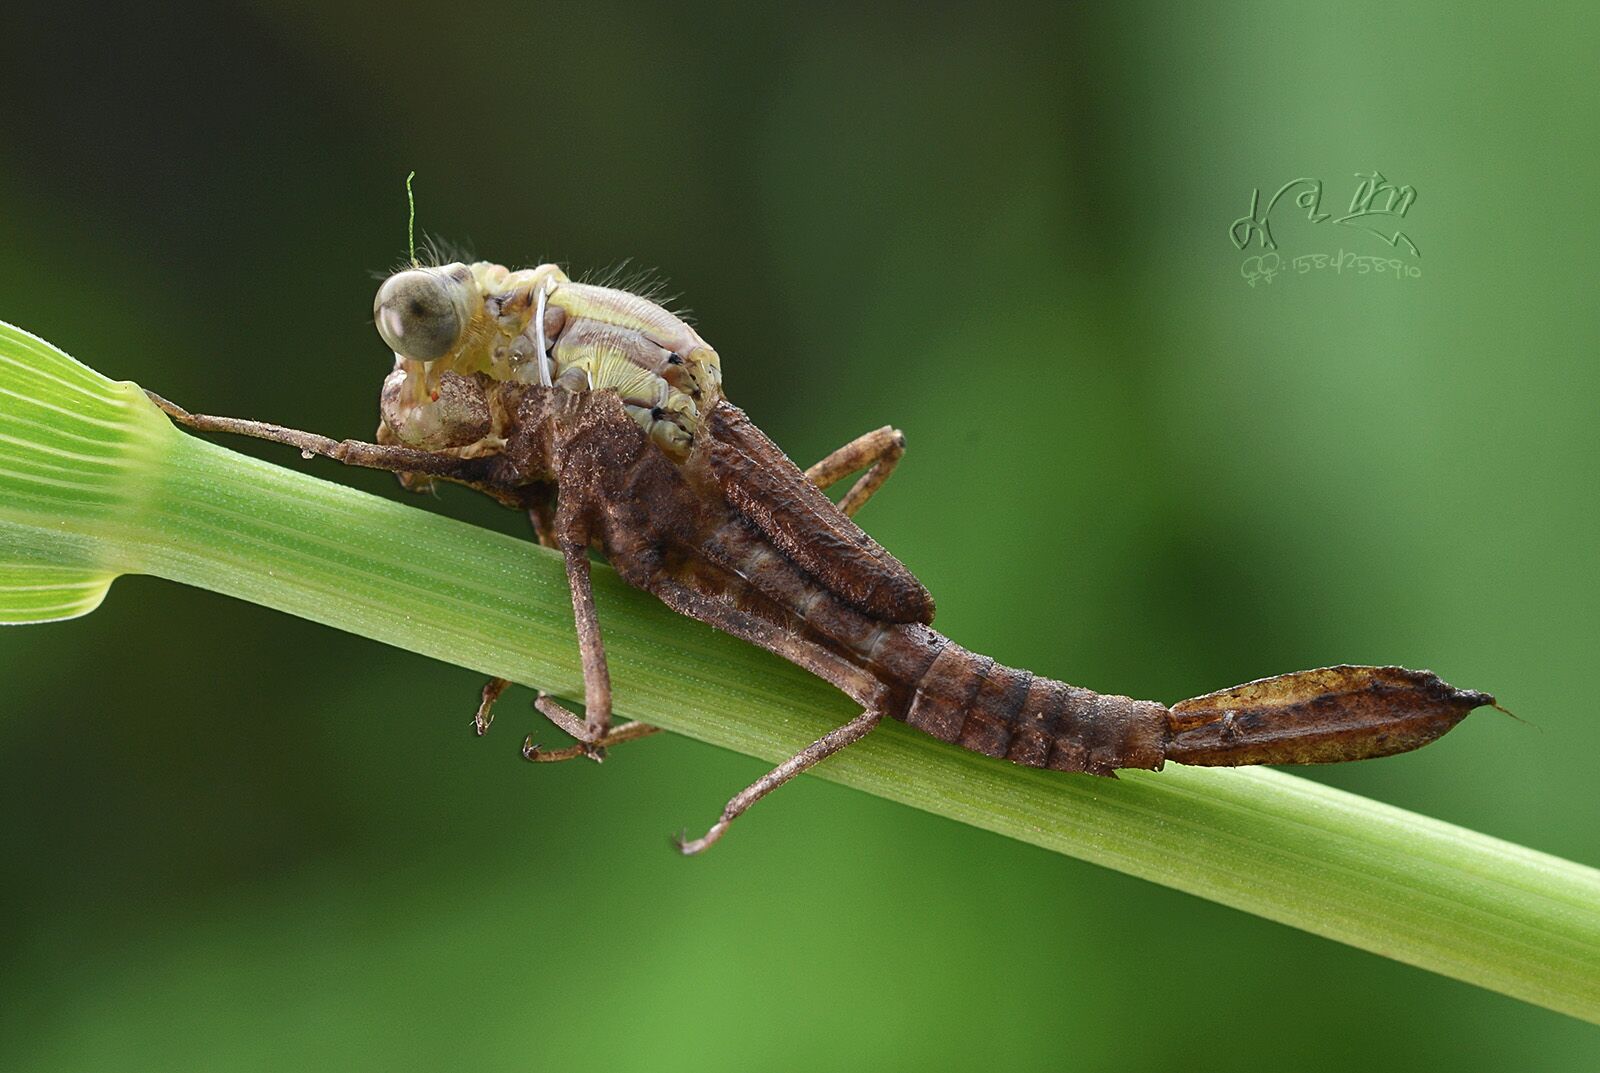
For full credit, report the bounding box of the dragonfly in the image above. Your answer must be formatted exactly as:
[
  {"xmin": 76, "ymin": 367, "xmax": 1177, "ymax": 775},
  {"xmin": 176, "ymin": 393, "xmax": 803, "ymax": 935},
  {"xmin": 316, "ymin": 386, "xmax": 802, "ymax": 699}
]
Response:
[{"xmin": 147, "ymin": 257, "xmax": 1494, "ymax": 854}]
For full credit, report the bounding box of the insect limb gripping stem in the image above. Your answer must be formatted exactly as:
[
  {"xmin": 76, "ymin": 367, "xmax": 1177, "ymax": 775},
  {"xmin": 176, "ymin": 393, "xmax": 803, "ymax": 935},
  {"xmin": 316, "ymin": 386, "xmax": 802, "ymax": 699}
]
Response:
[{"xmin": 144, "ymin": 391, "xmax": 483, "ymax": 480}]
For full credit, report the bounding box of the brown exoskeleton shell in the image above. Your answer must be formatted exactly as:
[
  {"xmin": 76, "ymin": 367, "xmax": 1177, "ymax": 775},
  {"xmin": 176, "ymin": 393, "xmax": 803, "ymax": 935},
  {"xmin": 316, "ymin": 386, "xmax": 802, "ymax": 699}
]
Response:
[{"xmin": 147, "ymin": 257, "xmax": 1495, "ymax": 854}]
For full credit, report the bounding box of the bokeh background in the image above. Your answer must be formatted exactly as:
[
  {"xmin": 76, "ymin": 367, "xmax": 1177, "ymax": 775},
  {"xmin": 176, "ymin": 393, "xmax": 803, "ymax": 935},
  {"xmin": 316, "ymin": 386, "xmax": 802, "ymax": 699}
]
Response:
[{"xmin": 2, "ymin": 2, "xmax": 1596, "ymax": 1069}]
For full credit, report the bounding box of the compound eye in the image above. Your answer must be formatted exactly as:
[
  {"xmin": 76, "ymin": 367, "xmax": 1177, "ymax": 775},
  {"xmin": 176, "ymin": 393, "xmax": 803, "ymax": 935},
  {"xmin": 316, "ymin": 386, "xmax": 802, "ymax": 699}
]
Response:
[{"xmin": 374, "ymin": 270, "xmax": 463, "ymax": 361}]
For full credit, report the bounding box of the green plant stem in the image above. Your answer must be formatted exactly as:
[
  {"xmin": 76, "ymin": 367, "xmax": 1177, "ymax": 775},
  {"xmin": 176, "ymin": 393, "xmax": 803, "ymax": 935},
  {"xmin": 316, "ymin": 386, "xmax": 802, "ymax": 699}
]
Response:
[{"xmin": 2, "ymin": 320, "xmax": 1597, "ymax": 1022}]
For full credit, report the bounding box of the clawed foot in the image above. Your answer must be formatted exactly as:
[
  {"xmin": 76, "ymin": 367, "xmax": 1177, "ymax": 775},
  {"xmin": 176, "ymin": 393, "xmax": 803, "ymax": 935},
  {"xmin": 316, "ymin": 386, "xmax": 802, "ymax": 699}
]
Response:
[
  {"xmin": 520, "ymin": 694, "xmax": 663, "ymax": 763},
  {"xmin": 474, "ymin": 681, "xmax": 638, "ymax": 760},
  {"xmin": 144, "ymin": 390, "xmax": 193, "ymax": 423},
  {"xmin": 524, "ymin": 691, "xmax": 606, "ymax": 761},
  {"xmin": 473, "ymin": 677, "xmax": 509, "ymax": 737},
  {"xmin": 522, "ymin": 736, "xmax": 607, "ymax": 763},
  {"xmin": 671, "ymin": 819, "xmax": 731, "ymax": 857}
]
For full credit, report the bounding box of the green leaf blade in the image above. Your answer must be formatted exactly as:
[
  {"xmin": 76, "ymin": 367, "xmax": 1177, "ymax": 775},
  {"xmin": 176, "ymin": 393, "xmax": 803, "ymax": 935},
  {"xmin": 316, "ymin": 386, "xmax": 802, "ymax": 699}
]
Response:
[
  {"xmin": 0, "ymin": 553, "xmax": 117, "ymax": 624},
  {"xmin": 0, "ymin": 319, "xmax": 1596, "ymax": 1022}
]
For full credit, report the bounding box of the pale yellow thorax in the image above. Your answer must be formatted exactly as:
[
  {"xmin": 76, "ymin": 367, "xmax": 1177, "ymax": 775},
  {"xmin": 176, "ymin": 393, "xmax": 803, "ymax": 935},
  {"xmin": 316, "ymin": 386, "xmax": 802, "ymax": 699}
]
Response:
[{"xmin": 398, "ymin": 262, "xmax": 722, "ymax": 458}]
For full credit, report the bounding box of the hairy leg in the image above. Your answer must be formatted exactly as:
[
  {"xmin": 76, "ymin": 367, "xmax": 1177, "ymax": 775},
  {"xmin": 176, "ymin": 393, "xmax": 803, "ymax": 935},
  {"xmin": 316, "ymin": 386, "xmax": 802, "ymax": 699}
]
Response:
[
  {"xmin": 473, "ymin": 676, "xmax": 509, "ymax": 737},
  {"xmin": 675, "ymin": 708, "xmax": 884, "ymax": 855},
  {"xmin": 540, "ymin": 521, "xmax": 613, "ymax": 746},
  {"xmin": 480, "ymin": 506, "xmax": 660, "ymax": 761},
  {"xmin": 648, "ymin": 576, "xmax": 884, "ymax": 707},
  {"xmin": 804, "ymin": 425, "xmax": 905, "ymax": 518},
  {"xmin": 521, "ymin": 509, "xmax": 665, "ymax": 764},
  {"xmin": 643, "ymin": 572, "xmax": 888, "ymax": 853},
  {"xmin": 146, "ymin": 391, "xmax": 482, "ymax": 480},
  {"xmin": 523, "ymin": 719, "xmax": 662, "ymax": 763}
]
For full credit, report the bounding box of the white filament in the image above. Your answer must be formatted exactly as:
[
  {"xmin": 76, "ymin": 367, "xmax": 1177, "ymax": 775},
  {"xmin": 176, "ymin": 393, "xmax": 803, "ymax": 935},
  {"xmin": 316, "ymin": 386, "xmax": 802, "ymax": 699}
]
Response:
[{"xmin": 533, "ymin": 279, "xmax": 553, "ymax": 388}]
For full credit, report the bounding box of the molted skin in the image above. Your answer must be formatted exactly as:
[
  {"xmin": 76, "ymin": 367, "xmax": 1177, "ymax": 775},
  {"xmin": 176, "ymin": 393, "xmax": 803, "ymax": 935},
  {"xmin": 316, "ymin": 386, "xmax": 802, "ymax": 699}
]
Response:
[
  {"xmin": 144, "ymin": 254, "xmax": 1491, "ymax": 863},
  {"xmin": 391, "ymin": 377, "xmax": 1491, "ymax": 776},
  {"xmin": 379, "ymin": 369, "xmax": 491, "ymax": 451},
  {"xmin": 147, "ymin": 258, "xmax": 1494, "ymax": 854},
  {"xmin": 1166, "ymin": 665, "xmax": 1491, "ymax": 765}
]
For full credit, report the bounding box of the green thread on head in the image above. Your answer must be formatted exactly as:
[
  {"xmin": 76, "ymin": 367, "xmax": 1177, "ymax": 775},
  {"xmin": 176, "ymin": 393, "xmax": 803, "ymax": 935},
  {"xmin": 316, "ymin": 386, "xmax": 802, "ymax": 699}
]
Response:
[{"xmin": 405, "ymin": 171, "xmax": 418, "ymax": 268}]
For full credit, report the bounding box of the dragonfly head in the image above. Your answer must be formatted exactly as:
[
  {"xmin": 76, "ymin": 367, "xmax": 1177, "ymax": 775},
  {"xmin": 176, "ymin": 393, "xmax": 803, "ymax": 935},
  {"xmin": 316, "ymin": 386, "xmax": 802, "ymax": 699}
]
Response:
[
  {"xmin": 374, "ymin": 262, "xmax": 506, "ymax": 450},
  {"xmin": 373, "ymin": 263, "xmax": 478, "ymax": 362}
]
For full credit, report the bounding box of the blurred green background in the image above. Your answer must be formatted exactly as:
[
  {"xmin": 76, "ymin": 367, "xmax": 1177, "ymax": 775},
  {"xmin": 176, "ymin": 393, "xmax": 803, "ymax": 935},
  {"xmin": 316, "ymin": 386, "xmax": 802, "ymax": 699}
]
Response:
[{"xmin": 2, "ymin": 2, "xmax": 1596, "ymax": 1068}]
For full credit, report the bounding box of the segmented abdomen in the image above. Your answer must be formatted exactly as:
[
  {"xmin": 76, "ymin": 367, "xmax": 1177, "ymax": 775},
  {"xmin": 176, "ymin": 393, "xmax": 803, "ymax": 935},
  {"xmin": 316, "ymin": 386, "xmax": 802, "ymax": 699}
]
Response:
[
  {"xmin": 679, "ymin": 515, "xmax": 1170, "ymax": 775},
  {"xmin": 885, "ymin": 633, "xmax": 1168, "ymax": 776}
]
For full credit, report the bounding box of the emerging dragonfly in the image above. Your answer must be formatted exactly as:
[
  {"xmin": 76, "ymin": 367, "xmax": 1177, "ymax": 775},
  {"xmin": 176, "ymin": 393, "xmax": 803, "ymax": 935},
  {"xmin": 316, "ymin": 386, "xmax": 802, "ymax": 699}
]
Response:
[{"xmin": 148, "ymin": 257, "xmax": 1493, "ymax": 853}]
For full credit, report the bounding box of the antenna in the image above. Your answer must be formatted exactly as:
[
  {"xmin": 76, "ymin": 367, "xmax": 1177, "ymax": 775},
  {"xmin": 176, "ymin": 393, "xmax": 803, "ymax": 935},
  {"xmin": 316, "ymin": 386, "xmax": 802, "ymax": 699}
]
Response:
[{"xmin": 405, "ymin": 171, "xmax": 419, "ymax": 268}]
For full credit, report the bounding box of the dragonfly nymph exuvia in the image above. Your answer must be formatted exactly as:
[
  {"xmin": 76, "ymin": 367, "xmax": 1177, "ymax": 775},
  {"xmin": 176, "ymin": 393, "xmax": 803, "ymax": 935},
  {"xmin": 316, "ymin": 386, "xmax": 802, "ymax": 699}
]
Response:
[{"xmin": 148, "ymin": 256, "xmax": 1493, "ymax": 854}]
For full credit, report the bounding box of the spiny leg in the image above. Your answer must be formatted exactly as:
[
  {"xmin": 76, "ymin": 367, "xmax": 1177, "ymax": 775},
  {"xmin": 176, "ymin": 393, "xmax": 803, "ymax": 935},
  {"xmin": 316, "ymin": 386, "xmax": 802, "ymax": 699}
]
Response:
[
  {"xmin": 476, "ymin": 506, "xmax": 659, "ymax": 758},
  {"xmin": 648, "ymin": 576, "xmax": 884, "ymax": 705},
  {"xmin": 544, "ymin": 525, "xmax": 611, "ymax": 747},
  {"xmin": 472, "ymin": 676, "xmax": 509, "ymax": 737},
  {"xmin": 523, "ymin": 720, "xmax": 662, "ymax": 763},
  {"xmin": 804, "ymin": 425, "xmax": 906, "ymax": 518},
  {"xmin": 520, "ymin": 516, "xmax": 658, "ymax": 764},
  {"xmin": 146, "ymin": 391, "xmax": 481, "ymax": 481},
  {"xmin": 675, "ymin": 708, "xmax": 884, "ymax": 856}
]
